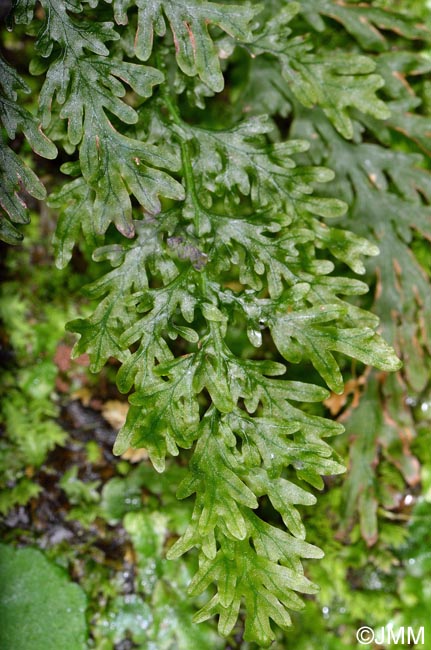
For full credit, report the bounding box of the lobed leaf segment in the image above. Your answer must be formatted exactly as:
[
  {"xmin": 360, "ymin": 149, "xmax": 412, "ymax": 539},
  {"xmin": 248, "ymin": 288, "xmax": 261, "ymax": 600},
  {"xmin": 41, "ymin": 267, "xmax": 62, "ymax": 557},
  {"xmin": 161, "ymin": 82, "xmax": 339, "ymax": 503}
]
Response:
[
  {"xmin": 287, "ymin": 0, "xmax": 431, "ymax": 542},
  {"xmin": 3, "ymin": 0, "xmax": 417, "ymax": 645}
]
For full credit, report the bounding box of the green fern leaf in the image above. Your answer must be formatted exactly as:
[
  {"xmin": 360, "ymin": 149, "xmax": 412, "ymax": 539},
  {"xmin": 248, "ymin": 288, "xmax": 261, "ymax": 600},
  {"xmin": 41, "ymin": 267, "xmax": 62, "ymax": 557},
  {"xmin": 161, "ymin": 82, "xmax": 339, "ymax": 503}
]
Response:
[
  {"xmin": 299, "ymin": 0, "xmax": 429, "ymax": 48},
  {"xmin": 251, "ymin": 6, "xmax": 390, "ymax": 138},
  {"xmin": 111, "ymin": 0, "xmax": 259, "ymax": 91},
  {"xmin": 7, "ymin": 0, "xmax": 410, "ymax": 643},
  {"xmin": 0, "ymin": 57, "xmax": 56, "ymax": 243}
]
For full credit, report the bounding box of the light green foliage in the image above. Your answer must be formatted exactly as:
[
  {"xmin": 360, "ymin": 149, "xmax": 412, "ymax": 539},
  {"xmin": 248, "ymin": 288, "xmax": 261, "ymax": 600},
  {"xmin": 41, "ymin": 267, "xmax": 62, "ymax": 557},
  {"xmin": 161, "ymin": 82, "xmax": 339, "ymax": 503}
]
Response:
[
  {"xmin": 0, "ymin": 545, "xmax": 87, "ymax": 650},
  {"xmin": 59, "ymin": 466, "xmax": 101, "ymax": 525},
  {"xmin": 396, "ymin": 499, "xmax": 431, "ymax": 635},
  {"xmin": 0, "ymin": 479, "xmax": 41, "ymax": 516},
  {"xmin": 4, "ymin": 0, "xmax": 431, "ymax": 645},
  {"xmin": 91, "ymin": 462, "xmax": 224, "ymax": 650},
  {"xmin": 124, "ymin": 511, "xmax": 223, "ymax": 649},
  {"xmin": 0, "ymin": 227, "xmax": 78, "ymax": 514}
]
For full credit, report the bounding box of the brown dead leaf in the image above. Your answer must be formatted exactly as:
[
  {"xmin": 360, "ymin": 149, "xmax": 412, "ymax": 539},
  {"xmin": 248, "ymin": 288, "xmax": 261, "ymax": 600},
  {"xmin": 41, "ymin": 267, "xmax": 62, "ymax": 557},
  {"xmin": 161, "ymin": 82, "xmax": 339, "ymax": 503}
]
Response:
[
  {"xmin": 74, "ymin": 353, "xmax": 90, "ymax": 367},
  {"xmin": 102, "ymin": 400, "xmax": 129, "ymax": 430},
  {"xmin": 324, "ymin": 369, "xmax": 369, "ymax": 417},
  {"xmin": 55, "ymin": 376, "xmax": 70, "ymax": 393},
  {"xmin": 54, "ymin": 343, "xmax": 73, "ymax": 372},
  {"xmin": 71, "ymin": 387, "xmax": 93, "ymax": 407},
  {"xmin": 121, "ymin": 448, "xmax": 149, "ymax": 463},
  {"xmin": 54, "ymin": 344, "xmax": 90, "ymax": 372}
]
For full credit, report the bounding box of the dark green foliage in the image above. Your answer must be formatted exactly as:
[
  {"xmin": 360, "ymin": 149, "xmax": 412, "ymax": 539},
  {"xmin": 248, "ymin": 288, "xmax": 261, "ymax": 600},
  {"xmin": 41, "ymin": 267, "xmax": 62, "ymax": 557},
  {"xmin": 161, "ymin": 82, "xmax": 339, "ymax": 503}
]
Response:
[
  {"xmin": 0, "ymin": 56, "xmax": 56, "ymax": 242},
  {"xmin": 286, "ymin": 0, "xmax": 431, "ymax": 545},
  {"xmin": 2, "ymin": 0, "xmax": 431, "ymax": 646}
]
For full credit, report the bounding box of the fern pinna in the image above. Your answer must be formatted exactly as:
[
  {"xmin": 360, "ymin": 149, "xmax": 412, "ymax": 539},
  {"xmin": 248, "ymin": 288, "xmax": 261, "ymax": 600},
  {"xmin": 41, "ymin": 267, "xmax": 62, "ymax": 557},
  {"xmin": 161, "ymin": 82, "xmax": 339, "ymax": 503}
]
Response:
[{"xmin": 3, "ymin": 0, "xmax": 420, "ymax": 645}]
